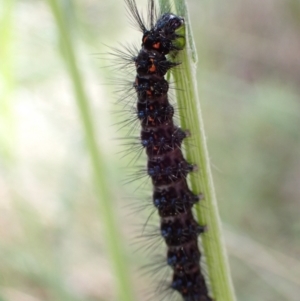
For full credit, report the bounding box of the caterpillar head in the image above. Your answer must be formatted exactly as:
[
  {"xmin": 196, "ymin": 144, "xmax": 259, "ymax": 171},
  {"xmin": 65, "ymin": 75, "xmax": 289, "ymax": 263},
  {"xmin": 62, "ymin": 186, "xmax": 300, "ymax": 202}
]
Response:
[{"xmin": 142, "ymin": 13, "xmax": 185, "ymax": 54}]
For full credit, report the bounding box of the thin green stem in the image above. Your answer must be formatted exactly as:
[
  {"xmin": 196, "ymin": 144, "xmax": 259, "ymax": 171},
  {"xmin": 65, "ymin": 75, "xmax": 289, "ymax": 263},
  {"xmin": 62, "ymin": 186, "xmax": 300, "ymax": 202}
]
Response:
[
  {"xmin": 160, "ymin": 0, "xmax": 237, "ymax": 300},
  {"xmin": 45, "ymin": 1, "xmax": 135, "ymax": 301},
  {"xmin": 0, "ymin": 0, "xmax": 15, "ymax": 162}
]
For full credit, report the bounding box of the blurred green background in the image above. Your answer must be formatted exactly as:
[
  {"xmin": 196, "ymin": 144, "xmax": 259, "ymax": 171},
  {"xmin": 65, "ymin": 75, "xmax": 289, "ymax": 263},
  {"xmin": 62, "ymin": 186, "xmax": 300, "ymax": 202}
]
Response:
[{"xmin": 0, "ymin": 0, "xmax": 300, "ymax": 300}]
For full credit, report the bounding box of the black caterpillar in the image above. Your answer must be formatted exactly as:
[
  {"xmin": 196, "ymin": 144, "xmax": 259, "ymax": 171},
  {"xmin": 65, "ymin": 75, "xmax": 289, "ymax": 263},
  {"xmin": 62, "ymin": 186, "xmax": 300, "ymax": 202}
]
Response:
[{"xmin": 115, "ymin": 1, "xmax": 213, "ymax": 300}]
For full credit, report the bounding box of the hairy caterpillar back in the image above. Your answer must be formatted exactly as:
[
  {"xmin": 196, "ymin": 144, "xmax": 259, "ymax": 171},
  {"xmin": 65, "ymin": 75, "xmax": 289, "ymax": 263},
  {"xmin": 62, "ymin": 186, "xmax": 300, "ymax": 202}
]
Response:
[{"xmin": 111, "ymin": 1, "xmax": 213, "ymax": 300}]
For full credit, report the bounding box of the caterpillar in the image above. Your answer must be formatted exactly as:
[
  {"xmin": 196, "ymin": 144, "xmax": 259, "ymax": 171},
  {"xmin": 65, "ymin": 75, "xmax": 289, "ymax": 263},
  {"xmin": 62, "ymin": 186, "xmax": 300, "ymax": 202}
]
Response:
[{"xmin": 112, "ymin": 0, "xmax": 213, "ymax": 300}]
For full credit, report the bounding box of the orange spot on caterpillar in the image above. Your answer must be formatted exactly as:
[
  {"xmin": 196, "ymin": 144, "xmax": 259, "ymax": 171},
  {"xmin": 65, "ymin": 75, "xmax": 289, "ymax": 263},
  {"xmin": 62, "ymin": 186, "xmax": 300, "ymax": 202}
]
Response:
[
  {"xmin": 149, "ymin": 59, "xmax": 156, "ymax": 72},
  {"xmin": 152, "ymin": 42, "xmax": 160, "ymax": 49}
]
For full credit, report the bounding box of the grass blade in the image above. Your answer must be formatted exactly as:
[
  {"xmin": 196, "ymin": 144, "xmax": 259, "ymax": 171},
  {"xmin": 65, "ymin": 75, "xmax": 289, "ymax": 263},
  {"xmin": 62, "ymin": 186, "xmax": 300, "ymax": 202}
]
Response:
[
  {"xmin": 160, "ymin": 0, "xmax": 237, "ymax": 300},
  {"xmin": 45, "ymin": 1, "xmax": 136, "ymax": 300}
]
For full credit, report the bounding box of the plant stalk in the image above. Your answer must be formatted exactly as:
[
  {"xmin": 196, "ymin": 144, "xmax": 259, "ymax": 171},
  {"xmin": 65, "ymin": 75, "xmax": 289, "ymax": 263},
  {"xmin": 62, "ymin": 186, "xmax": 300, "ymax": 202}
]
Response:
[
  {"xmin": 160, "ymin": 0, "xmax": 237, "ymax": 300},
  {"xmin": 46, "ymin": 1, "xmax": 136, "ymax": 301}
]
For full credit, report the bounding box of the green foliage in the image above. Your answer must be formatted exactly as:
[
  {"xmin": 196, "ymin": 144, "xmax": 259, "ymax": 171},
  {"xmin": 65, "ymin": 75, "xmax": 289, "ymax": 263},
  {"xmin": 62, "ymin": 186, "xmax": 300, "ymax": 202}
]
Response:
[{"xmin": 169, "ymin": 1, "xmax": 236, "ymax": 300}]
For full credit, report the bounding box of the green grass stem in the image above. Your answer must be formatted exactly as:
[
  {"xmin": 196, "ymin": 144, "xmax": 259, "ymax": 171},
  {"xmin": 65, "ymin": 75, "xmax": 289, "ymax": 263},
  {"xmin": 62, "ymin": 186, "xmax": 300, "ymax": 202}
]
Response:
[
  {"xmin": 160, "ymin": 0, "xmax": 237, "ymax": 300},
  {"xmin": 46, "ymin": 1, "xmax": 136, "ymax": 301},
  {"xmin": 0, "ymin": 0, "xmax": 15, "ymax": 162}
]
